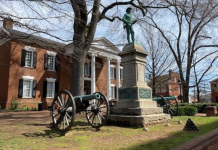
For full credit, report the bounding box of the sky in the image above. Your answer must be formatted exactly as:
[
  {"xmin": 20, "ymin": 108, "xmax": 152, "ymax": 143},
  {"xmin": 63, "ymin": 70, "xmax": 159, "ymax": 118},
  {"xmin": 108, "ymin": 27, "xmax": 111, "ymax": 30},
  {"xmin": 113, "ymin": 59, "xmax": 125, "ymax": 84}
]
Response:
[{"xmin": 1, "ymin": 0, "xmax": 217, "ymax": 94}]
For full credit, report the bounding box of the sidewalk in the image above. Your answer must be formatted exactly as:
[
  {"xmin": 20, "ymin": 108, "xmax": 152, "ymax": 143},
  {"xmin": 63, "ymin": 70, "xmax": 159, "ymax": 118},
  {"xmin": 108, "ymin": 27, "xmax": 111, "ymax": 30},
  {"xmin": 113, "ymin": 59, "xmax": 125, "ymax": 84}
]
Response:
[{"xmin": 172, "ymin": 113, "xmax": 218, "ymax": 150}]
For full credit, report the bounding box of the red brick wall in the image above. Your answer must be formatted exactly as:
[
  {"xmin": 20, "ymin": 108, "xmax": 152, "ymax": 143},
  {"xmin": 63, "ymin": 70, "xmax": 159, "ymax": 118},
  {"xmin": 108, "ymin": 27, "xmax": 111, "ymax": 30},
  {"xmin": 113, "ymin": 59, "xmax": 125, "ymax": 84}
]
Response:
[
  {"xmin": 6, "ymin": 42, "xmax": 58, "ymax": 108},
  {"xmin": 210, "ymin": 82, "xmax": 218, "ymax": 103},
  {"xmin": 0, "ymin": 41, "xmax": 11, "ymax": 107}
]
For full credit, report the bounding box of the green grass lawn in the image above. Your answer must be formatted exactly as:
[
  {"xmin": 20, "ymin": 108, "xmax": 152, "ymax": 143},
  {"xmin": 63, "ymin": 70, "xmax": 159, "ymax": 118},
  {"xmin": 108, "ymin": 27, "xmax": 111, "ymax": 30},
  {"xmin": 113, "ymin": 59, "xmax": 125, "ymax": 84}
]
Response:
[{"xmin": 0, "ymin": 116, "xmax": 217, "ymax": 150}]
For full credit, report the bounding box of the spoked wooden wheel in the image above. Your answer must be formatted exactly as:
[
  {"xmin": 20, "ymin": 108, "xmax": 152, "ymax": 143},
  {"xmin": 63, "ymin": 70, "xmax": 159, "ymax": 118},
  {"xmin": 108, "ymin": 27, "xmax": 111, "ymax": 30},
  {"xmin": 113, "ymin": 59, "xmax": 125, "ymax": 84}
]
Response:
[
  {"xmin": 167, "ymin": 99, "xmax": 178, "ymax": 116},
  {"xmin": 86, "ymin": 92, "xmax": 109, "ymax": 128},
  {"xmin": 51, "ymin": 90, "xmax": 76, "ymax": 132},
  {"xmin": 153, "ymin": 94, "xmax": 169, "ymax": 114}
]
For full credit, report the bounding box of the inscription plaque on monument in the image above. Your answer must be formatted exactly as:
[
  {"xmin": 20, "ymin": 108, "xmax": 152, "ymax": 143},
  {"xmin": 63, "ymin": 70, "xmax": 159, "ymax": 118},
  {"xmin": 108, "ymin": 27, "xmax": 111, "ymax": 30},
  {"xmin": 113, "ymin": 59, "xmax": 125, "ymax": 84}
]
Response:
[
  {"xmin": 119, "ymin": 88, "xmax": 137, "ymax": 100},
  {"xmin": 139, "ymin": 88, "xmax": 151, "ymax": 99}
]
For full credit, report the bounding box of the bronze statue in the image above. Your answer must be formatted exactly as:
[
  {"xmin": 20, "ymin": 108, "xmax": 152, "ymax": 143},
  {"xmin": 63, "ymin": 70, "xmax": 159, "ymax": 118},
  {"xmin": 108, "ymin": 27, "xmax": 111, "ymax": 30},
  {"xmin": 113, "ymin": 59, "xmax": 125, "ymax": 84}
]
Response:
[{"xmin": 122, "ymin": 7, "xmax": 137, "ymax": 44}]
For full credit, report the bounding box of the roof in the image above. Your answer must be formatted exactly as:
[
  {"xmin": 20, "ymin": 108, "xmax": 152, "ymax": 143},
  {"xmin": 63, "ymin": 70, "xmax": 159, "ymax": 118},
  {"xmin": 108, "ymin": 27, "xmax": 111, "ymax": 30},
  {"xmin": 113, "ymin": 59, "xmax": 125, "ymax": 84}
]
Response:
[
  {"xmin": 148, "ymin": 74, "xmax": 170, "ymax": 86},
  {"xmin": 0, "ymin": 28, "xmax": 66, "ymax": 51}
]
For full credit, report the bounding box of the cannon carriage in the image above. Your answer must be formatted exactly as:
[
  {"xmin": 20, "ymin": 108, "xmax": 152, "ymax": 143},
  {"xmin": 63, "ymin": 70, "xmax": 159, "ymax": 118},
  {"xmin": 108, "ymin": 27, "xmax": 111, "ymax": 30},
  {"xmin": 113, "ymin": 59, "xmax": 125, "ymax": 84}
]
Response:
[
  {"xmin": 51, "ymin": 90, "xmax": 109, "ymax": 132},
  {"xmin": 152, "ymin": 94, "xmax": 179, "ymax": 116}
]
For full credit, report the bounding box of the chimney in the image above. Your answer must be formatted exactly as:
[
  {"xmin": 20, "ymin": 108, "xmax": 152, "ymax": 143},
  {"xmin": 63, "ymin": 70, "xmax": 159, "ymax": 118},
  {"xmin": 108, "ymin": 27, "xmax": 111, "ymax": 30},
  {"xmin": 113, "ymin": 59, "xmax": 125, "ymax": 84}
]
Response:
[{"xmin": 3, "ymin": 18, "xmax": 13, "ymax": 29}]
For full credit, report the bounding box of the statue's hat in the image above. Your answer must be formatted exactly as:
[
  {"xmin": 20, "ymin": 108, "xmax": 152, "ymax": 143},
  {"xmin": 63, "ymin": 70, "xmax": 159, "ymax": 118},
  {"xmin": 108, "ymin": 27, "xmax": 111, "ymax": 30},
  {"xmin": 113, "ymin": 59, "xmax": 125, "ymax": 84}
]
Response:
[{"xmin": 126, "ymin": 7, "xmax": 132, "ymax": 12}]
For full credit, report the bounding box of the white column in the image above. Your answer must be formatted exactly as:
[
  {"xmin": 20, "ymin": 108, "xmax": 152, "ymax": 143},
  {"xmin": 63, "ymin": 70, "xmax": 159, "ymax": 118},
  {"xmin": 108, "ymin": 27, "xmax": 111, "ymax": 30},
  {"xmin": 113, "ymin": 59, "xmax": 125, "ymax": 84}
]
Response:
[
  {"xmin": 106, "ymin": 57, "xmax": 111, "ymax": 101},
  {"xmin": 91, "ymin": 53, "xmax": 96, "ymax": 94},
  {"xmin": 116, "ymin": 59, "xmax": 121, "ymax": 100}
]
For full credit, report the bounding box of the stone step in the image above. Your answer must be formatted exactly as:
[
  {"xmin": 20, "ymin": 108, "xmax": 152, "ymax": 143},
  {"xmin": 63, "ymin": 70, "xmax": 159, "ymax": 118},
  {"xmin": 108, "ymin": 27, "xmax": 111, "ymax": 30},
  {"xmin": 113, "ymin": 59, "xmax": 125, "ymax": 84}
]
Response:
[
  {"xmin": 114, "ymin": 100, "xmax": 157, "ymax": 108},
  {"xmin": 110, "ymin": 107, "xmax": 164, "ymax": 115},
  {"xmin": 108, "ymin": 113, "xmax": 171, "ymax": 126}
]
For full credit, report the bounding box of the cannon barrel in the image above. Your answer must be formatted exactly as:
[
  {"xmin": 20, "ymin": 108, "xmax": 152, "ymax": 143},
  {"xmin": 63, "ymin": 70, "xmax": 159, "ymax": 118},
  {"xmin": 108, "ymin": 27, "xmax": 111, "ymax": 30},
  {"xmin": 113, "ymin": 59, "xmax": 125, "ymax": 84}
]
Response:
[
  {"xmin": 74, "ymin": 93, "xmax": 100, "ymax": 102},
  {"xmin": 152, "ymin": 96, "xmax": 176, "ymax": 101}
]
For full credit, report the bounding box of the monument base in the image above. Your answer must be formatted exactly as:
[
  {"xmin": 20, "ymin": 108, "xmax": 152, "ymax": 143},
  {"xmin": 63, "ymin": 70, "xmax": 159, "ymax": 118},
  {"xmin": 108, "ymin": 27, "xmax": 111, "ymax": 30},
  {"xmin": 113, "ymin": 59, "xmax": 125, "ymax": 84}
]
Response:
[{"xmin": 107, "ymin": 113, "xmax": 171, "ymax": 127}]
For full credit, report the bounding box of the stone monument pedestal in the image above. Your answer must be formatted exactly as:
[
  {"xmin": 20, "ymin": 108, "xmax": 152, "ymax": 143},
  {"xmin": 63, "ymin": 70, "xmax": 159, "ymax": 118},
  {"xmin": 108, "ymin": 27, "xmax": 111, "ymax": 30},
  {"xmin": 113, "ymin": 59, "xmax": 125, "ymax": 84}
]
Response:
[{"xmin": 107, "ymin": 43, "xmax": 171, "ymax": 126}]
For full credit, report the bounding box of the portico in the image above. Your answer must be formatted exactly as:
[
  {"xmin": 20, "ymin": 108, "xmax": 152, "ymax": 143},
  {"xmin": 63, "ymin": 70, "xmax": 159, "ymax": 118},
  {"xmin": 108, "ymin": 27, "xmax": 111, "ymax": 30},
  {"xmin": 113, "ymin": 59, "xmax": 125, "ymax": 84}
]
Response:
[{"xmin": 65, "ymin": 37, "xmax": 122, "ymax": 101}]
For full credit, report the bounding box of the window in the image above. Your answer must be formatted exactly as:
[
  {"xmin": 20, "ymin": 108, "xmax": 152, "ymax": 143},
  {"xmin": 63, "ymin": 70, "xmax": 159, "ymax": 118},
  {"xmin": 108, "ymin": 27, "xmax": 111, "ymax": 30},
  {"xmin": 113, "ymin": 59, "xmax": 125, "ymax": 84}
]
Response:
[
  {"xmin": 110, "ymin": 85, "xmax": 116, "ymax": 99},
  {"xmin": 45, "ymin": 78, "xmax": 56, "ymax": 98},
  {"xmin": 161, "ymin": 85, "xmax": 166, "ymax": 93},
  {"xmin": 110, "ymin": 65, "xmax": 116, "ymax": 79},
  {"xmin": 84, "ymin": 63, "xmax": 90, "ymax": 75},
  {"xmin": 18, "ymin": 76, "xmax": 36, "ymax": 98},
  {"xmin": 44, "ymin": 51, "xmax": 57, "ymax": 71},
  {"xmin": 169, "ymin": 85, "xmax": 172, "ymax": 93},
  {"xmin": 47, "ymin": 82, "xmax": 54, "ymax": 98},
  {"xmin": 174, "ymin": 78, "xmax": 177, "ymax": 83},
  {"xmin": 120, "ymin": 67, "xmax": 123, "ymax": 80},
  {"xmin": 156, "ymin": 85, "xmax": 160, "ymax": 93},
  {"xmin": 48, "ymin": 55, "xmax": 55, "ymax": 70},
  {"xmin": 21, "ymin": 46, "xmax": 37, "ymax": 68}
]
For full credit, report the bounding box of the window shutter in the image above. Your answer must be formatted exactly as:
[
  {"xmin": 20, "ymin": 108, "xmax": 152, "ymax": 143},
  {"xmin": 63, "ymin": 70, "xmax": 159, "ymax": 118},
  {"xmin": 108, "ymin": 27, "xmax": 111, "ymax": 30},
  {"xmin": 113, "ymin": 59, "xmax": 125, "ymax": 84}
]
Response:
[
  {"xmin": 115, "ymin": 87, "xmax": 117, "ymax": 99},
  {"xmin": 21, "ymin": 49, "xmax": 26, "ymax": 67},
  {"xmin": 43, "ymin": 81, "xmax": 47, "ymax": 98},
  {"xmin": 44, "ymin": 54, "xmax": 48, "ymax": 70},
  {"xmin": 33, "ymin": 52, "xmax": 37, "ymax": 68},
  {"xmin": 114, "ymin": 68, "xmax": 116, "ymax": 79},
  {"xmin": 55, "ymin": 82, "xmax": 59, "ymax": 94},
  {"xmin": 32, "ymin": 80, "xmax": 37, "ymax": 98},
  {"xmin": 55, "ymin": 55, "xmax": 59, "ymax": 71},
  {"xmin": 18, "ymin": 79, "xmax": 23, "ymax": 98}
]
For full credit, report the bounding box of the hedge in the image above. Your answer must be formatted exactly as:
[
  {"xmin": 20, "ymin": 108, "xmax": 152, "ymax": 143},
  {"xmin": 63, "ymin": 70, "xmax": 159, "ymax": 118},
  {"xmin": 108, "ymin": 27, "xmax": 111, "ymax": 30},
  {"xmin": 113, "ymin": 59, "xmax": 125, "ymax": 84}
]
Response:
[
  {"xmin": 178, "ymin": 103, "xmax": 218, "ymax": 113},
  {"xmin": 173, "ymin": 106, "xmax": 198, "ymax": 116}
]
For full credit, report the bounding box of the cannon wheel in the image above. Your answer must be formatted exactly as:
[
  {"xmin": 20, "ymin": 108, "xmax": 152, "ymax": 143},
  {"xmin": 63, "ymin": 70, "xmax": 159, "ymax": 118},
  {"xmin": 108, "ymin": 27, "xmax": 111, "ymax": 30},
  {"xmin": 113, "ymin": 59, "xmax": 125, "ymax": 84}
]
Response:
[
  {"xmin": 51, "ymin": 90, "xmax": 76, "ymax": 132},
  {"xmin": 86, "ymin": 92, "xmax": 109, "ymax": 128},
  {"xmin": 153, "ymin": 94, "xmax": 169, "ymax": 114},
  {"xmin": 167, "ymin": 99, "xmax": 178, "ymax": 116}
]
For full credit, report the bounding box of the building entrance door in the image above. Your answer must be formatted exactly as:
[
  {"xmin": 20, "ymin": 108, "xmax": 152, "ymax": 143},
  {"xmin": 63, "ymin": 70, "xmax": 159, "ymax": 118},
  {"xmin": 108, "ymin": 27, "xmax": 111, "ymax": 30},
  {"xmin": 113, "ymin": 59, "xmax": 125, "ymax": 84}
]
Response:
[{"xmin": 84, "ymin": 81, "xmax": 91, "ymax": 95}]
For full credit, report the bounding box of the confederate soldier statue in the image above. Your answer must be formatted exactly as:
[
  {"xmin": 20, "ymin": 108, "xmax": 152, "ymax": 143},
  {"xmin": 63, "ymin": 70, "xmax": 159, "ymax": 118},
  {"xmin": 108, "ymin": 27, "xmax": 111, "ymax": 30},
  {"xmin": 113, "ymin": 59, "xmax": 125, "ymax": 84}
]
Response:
[{"xmin": 122, "ymin": 7, "xmax": 137, "ymax": 44}]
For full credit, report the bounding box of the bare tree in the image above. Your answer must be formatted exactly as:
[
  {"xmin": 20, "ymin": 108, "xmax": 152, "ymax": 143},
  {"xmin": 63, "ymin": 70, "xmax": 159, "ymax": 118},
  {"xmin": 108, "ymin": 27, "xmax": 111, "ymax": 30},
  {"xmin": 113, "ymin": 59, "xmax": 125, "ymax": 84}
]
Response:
[
  {"xmin": 139, "ymin": 26, "xmax": 175, "ymax": 94},
  {"xmin": 143, "ymin": 0, "xmax": 218, "ymax": 102},
  {"xmin": 0, "ymin": 0, "xmax": 172, "ymax": 96}
]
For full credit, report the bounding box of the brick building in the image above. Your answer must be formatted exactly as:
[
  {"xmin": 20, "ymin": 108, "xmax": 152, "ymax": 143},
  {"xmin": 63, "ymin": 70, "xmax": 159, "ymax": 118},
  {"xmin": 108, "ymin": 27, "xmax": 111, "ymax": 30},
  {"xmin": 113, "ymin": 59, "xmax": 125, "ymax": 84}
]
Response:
[
  {"xmin": 148, "ymin": 70, "xmax": 182, "ymax": 99},
  {"xmin": 0, "ymin": 18, "xmax": 123, "ymax": 109},
  {"xmin": 210, "ymin": 78, "xmax": 218, "ymax": 103}
]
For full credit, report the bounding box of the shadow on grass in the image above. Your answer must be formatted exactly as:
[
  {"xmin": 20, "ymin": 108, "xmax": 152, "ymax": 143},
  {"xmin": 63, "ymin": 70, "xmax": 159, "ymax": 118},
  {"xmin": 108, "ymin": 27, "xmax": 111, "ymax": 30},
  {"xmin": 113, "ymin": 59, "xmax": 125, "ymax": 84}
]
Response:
[
  {"xmin": 125, "ymin": 116, "xmax": 218, "ymax": 150},
  {"xmin": 22, "ymin": 120, "xmax": 91, "ymax": 138}
]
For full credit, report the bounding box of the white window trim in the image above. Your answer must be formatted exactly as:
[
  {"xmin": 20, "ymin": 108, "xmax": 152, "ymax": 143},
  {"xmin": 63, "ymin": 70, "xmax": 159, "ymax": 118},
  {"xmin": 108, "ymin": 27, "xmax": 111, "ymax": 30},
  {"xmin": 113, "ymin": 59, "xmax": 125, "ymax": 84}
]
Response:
[
  {"xmin": 22, "ymin": 75, "xmax": 34, "ymax": 98},
  {"xmin": 174, "ymin": 78, "xmax": 177, "ymax": 83},
  {"xmin": 24, "ymin": 46, "xmax": 35, "ymax": 68},
  {"xmin": 110, "ymin": 65, "xmax": 115, "ymax": 79},
  {"xmin": 47, "ymin": 51, "xmax": 57, "ymax": 56},
  {"xmin": 169, "ymin": 85, "xmax": 172, "ymax": 93},
  {"xmin": 110, "ymin": 84, "xmax": 115, "ymax": 99},
  {"xmin": 46, "ymin": 78, "xmax": 56, "ymax": 98}
]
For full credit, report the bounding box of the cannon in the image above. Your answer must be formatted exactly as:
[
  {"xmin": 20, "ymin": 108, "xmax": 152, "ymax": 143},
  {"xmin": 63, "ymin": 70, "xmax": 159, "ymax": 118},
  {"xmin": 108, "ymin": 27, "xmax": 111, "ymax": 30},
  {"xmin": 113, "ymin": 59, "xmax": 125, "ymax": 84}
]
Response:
[
  {"xmin": 51, "ymin": 90, "xmax": 109, "ymax": 132},
  {"xmin": 152, "ymin": 94, "xmax": 178, "ymax": 116}
]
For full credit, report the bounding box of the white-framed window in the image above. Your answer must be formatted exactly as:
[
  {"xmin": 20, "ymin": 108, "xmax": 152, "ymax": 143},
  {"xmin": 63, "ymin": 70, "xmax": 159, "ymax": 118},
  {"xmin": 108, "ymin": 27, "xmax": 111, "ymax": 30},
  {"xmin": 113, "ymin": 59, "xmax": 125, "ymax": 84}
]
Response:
[
  {"xmin": 156, "ymin": 85, "xmax": 160, "ymax": 93},
  {"xmin": 110, "ymin": 84, "xmax": 115, "ymax": 99},
  {"xmin": 22, "ymin": 75, "xmax": 34, "ymax": 98},
  {"xmin": 25, "ymin": 51, "xmax": 33, "ymax": 67},
  {"xmin": 84, "ymin": 62, "xmax": 90, "ymax": 75},
  {"xmin": 120, "ymin": 67, "xmax": 123, "ymax": 80},
  {"xmin": 110, "ymin": 65, "xmax": 115, "ymax": 79},
  {"xmin": 169, "ymin": 85, "xmax": 172, "ymax": 93},
  {"xmin": 174, "ymin": 78, "xmax": 177, "ymax": 83},
  {"xmin": 47, "ymin": 51, "xmax": 56, "ymax": 71},
  {"xmin": 23, "ymin": 46, "xmax": 36, "ymax": 68},
  {"xmin": 46, "ymin": 78, "xmax": 56, "ymax": 98},
  {"xmin": 161, "ymin": 85, "xmax": 166, "ymax": 93}
]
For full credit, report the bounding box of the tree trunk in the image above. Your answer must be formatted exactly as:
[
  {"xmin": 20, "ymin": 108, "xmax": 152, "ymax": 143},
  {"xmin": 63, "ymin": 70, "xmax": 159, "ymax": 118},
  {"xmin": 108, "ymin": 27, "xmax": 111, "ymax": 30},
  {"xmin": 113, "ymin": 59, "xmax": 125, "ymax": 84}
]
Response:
[
  {"xmin": 196, "ymin": 86, "xmax": 200, "ymax": 103},
  {"xmin": 70, "ymin": 49, "xmax": 87, "ymax": 96},
  {"xmin": 183, "ymin": 84, "xmax": 189, "ymax": 103}
]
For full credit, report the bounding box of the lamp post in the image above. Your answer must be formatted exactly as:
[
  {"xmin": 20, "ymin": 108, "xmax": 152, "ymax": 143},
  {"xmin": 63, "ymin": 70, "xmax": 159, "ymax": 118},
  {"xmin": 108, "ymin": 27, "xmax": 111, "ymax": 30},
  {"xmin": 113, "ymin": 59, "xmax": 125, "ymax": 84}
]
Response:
[{"xmin": 177, "ymin": 79, "xmax": 183, "ymax": 103}]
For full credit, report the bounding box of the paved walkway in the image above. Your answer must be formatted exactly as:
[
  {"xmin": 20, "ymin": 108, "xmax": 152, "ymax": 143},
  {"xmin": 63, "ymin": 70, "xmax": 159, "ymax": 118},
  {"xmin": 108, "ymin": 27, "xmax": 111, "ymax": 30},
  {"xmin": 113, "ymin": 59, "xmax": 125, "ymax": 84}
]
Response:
[{"xmin": 172, "ymin": 113, "xmax": 218, "ymax": 150}]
